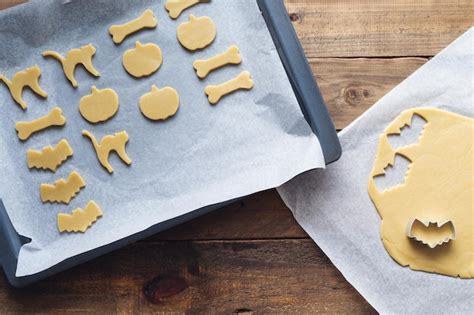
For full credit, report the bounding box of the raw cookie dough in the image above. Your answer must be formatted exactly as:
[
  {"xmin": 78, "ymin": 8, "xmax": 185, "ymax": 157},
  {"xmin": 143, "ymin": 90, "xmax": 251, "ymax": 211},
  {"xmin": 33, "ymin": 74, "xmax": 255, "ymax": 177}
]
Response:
[
  {"xmin": 139, "ymin": 85, "xmax": 179, "ymax": 121},
  {"xmin": 194, "ymin": 45, "xmax": 242, "ymax": 79},
  {"xmin": 16, "ymin": 107, "xmax": 66, "ymax": 141},
  {"xmin": 177, "ymin": 15, "xmax": 216, "ymax": 51},
  {"xmin": 165, "ymin": 0, "xmax": 210, "ymax": 19},
  {"xmin": 58, "ymin": 201, "xmax": 102, "ymax": 233},
  {"xmin": 82, "ymin": 130, "xmax": 132, "ymax": 173},
  {"xmin": 109, "ymin": 9, "xmax": 157, "ymax": 44},
  {"xmin": 0, "ymin": 65, "xmax": 48, "ymax": 110},
  {"xmin": 123, "ymin": 42, "xmax": 163, "ymax": 78},
  {"xmin": 368, "ymin": 107, "xmax": 474, "ymax": 278},
  {"xmin": 41, "ymin": 171, "xmax": 86, "ymax": 204},
  {"xmin": 43, "ymin": 44, "xmax": 100, "ymax": 88},
  {"xmin": 79, "ymin": 86, "xmax": 119, "ymax": 123},
  {"xmin": 27, "ymin": 139, "xmax": 73, "ymax": 172},
  {"xmin": 205, "ymin": 71, "xmax": 254, "ymax": 105}
]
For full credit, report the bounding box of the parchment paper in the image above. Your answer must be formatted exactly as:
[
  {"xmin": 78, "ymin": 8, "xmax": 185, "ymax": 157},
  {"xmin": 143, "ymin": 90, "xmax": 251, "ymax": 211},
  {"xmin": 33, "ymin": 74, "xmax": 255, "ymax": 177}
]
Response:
[
  {"xmin": 278, "ymin": 28, "xmax": 474, "ymax": 314},
  {"xmin": 0, "ymin": 0, "xmax": 325, "ymax": 277}
]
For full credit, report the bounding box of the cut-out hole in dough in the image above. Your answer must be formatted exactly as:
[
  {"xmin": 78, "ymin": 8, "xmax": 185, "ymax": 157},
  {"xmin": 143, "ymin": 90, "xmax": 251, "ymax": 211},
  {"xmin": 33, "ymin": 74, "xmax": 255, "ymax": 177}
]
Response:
[
  {"xmin": 194, "ymin": 45, "xmax": 242, "ymax": 79},
  {"xmin": 123, "ymin": 42, "xmax": 163, "ymax": 78},
  {"xmin": 139, "ymin": 85, "xmax": 180, "ymax": 121},
  {"xmin": 387, "ymin": 113, "xmax": 427, "ymax": 149},
  {"xmin": 16, "ymin": 107, "xmax": 66, "ymax": 141},
  {"xmin": 373, "ymin": 154, "xmax": 411, "ymax": 192},
  {"xmin": 165, "ymin": 0, "xmax": 211, "ymax": 19},
  {"xmin": 43, "ymin": 44, "xmax": 100, "ymax": 88},
  {"xmin": 205, "ymin": 71, "xmax": 254, "ymax": 105},
  {"xmin": 27, "ymin": 139, "xmax": 73, "ymax": 172},
  {"xmin": 82, "ymin": 130, "xmax": 132, "ymax": 173},
  {"xmin": 41, "ymin": 171, "xmax": 86, "ymax": 204},
  {"xmin": 109, "ymin": 9, "xmax": 157, "ymax": 45},
  {"xmin": 407, "ymin": 219, "xmax": 456, "ymax": 249},
  {"xmin": 368, "ymin": 107, "xmax": 474, "ymax": 278},
  {"xmin": 177, "ymin": 15, "xmax": 216, "ymax": 51},
  {"xmin": 0, "ymin": 65, "xmax": 48, "ymax": 110},
  {"xmin": 58, "ymin": 201, "xmax": 102, "ymax": 233},
  {"xmin": 79, "ymin": 86, "xmax": 119, "ymax": 124}
]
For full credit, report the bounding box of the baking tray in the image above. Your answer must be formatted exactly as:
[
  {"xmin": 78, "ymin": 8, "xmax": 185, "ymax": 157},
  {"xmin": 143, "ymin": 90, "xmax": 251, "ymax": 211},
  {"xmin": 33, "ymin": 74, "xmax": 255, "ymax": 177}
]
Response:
[{"xmin": 0, "ymin": 0, "xmax": 341, "ymax": 287}]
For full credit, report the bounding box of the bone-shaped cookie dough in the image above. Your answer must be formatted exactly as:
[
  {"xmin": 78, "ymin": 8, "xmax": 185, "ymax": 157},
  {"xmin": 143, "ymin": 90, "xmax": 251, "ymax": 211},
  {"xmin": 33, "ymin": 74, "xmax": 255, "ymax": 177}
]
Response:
[
  {"xmin": 43, "ymin": 44, "xmax": 100, "ymax": 88},
  {"xmin": 109, "ymin": 9, "xmax": 157, "ymax": 44},
  {"xmin": 41, "ymin": 171, "xmax": 86, "ymax": 204},
  {"xmin": 27, "ymin": 139, "xmax": 73, "ymax": 172},
  {"xmin": 58, "ymin": 201, "xmax": 102, "ymax": 233},
  {"xmin": 205, "ymin": 71, "xmax": 254, "ymax": 105},
  {"xmin": 83, "ymin": 130, "xmax": 132, "ymax": 173},
  {"xmin": 0, "ymin": 65, "xmax": 48, "ymax": 110},
  {"xmin": 194, "ymin": 45, "xmax": 241, "ymax": 79},
  {"xmin": 16, "ymin": 107, "xmax": 66, "ymax": 141},
  {"xmin": 165, "ymin": 0, "xmax": 210, "ymax": 19}
]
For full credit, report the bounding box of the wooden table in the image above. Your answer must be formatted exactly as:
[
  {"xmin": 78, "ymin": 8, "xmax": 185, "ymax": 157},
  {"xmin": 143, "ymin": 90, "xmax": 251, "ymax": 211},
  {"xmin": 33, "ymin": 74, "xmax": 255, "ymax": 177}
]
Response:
[{"xmin": 0, "ymin": 0, "xmax": 472, "ymax": 313}]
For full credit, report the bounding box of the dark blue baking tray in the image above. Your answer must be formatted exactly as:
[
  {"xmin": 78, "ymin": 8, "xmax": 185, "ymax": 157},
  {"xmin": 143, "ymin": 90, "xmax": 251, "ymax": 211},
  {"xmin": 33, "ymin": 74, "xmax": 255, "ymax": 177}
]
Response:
[{"xmin": 0, "ymin": 0, "xmax": 341, "ymax": 287}]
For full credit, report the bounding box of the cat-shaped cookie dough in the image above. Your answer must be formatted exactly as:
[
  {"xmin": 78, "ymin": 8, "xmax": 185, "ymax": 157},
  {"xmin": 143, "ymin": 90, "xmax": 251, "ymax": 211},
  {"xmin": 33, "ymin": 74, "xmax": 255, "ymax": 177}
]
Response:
[
  {"xmin": 0, "ymin": 65, "xmax": 48, "ymax": 110},
  {"xmin": 82, "ymin": 130, "xmax": 132, "ymax": 173},
  {"xmin": 43, "ymin": 44, "xmax": 100, "ymax": 88}
]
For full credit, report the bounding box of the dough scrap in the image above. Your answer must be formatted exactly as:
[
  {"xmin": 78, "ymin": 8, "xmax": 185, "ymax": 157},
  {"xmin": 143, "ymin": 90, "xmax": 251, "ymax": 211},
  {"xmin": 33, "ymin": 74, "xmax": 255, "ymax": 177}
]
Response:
[
  {"xmin": 109, "ymin": 9, "xmax": 157, "ymax": 45},
  {"xmin": 41, "ymin": 171, "xmax": 86, "ymax": 204},
  {"xmin": 79, "ymin": 86, "xmax": 119, "ymax": 123},
  {"xmin": 58, "ymin": 201, "xmax": 102, "ymax": 233},
  {"xmin": 123, "ymin": 41, "xmax": 163, "ymax": 78},
  {"xmin": 205, "ymin": 71, "xmax": 254, "ymax": 105},
  {"xmin": 177, "ymin": 15, "xmax": 216, "ymax": 51},
  {"xmin": 368, "ymin": 107, "xmax": 474, "ymax": 278},
  {"xmin": 27, "ymin": 139, "xmax": 73, "ymax": 172},
  {"xmin": 16, "ymin": 107, "xmax": 66, "ymax": 141},
  {"xmin": 82, "ymin": 130, "xmax": 132, "ymax": 173},
  {"xmin": 139, "ymin": 85, "xmax": 179, "ymax": 121},
  {"xmin": 194, "ymin": 45, "xmax": 242, "ymax": 79},
  {"xmin": 165, "ymin": 0, "xmax": 210, "ymax": 19},
  {"xmin": 43, "ymin": 44, "xmax": 100, "ymax": 88},
  {"xmin": 0, "ymin": 65, "xmax": 48, "ymax": 110}
]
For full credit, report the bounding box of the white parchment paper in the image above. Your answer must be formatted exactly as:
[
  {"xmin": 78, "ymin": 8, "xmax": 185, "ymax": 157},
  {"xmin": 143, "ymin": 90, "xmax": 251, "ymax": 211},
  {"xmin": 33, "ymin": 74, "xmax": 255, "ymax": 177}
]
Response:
[
  {"xmin": 278, "ymin": 28, "xmax": 474, "ymax": 314},
  {"xmin": 0, "ymin": 0, "xmax": 325, "ymax": 277}
]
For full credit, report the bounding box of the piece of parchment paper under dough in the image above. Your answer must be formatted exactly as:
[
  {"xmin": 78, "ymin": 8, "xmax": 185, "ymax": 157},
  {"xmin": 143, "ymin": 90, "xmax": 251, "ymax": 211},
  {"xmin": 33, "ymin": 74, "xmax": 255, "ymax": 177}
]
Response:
[
  {"xmin": 368, "ymin": 107, "xmax": 473, "ymax": 279},
  {"xmin": 277, "ymin": 28, "xmax": 474, "ymax": 314}
]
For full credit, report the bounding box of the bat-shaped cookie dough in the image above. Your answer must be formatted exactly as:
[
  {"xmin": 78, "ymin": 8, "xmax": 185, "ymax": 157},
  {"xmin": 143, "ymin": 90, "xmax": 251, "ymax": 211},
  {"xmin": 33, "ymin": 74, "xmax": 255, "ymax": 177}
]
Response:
[
  {"xmin": 41, "ymin": 171, "xmax": 86, "ymax": 204},
  {"xmin": 27, "ymin": 139, "xmax": 73, "ymax": 172},
  {"xmin": 58, "ymin": 201, "xmax": 102, "ymax": 233}
]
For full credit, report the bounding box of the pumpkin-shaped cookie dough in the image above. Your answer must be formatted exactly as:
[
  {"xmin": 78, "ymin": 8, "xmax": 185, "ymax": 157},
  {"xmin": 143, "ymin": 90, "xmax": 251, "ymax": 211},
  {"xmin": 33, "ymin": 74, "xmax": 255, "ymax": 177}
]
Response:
[
  {"xmin": 79, "ymin": 86, "xmax": 119, "ymax": 124},
  {"xmin": 139, "ymin": 85, "xmax": 179, "ymax": 121},
  {"xmin": 123, "ymin": 41, "xmax": 163, "ymax": 78},
  {"xmin": 177, "ymin": 15, "xmax": 216, "ymax": 51}
]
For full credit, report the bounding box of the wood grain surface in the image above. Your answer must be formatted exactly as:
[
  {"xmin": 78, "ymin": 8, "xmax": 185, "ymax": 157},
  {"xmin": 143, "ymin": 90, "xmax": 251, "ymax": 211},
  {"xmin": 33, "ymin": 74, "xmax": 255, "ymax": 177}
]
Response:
[{"xmin": 0, "ymin": 0, "xmax": 472, "ymax": 313}]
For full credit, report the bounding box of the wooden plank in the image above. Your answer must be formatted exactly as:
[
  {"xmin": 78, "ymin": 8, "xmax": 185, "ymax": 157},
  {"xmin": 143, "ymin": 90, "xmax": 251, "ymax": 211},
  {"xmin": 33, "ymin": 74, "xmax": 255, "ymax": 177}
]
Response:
[
  {"xmin": 0, "ymin": 0, "xmax": 24, "ymax": 10},
  {"xmin": 0, "ymin": 239, "xmax": 376, "ymax": 314},
  {"xmin": 285, "ymin": 0, "xmax": 473, "ymax": 58},
  {"xmin": 312, "ymin": 57, "xmax": 428, "ymax": 129}
]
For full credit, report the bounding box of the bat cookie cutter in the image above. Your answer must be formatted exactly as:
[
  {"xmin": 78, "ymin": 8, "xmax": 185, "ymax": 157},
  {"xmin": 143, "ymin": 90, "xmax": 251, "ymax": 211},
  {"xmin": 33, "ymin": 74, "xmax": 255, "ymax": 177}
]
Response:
[
  {"xmin": 109, "ymin": 9, "xmax": 157, "ymax": 44},
  {"xmin": 27, "ymin": 139, "xmax": 73, "ymax": 172},
  {"xmin": 194, "ymin": 45, "xmax": 242, "ymax": 79},
  {"xmin": 41, "ymin": 171, "xmax": 86, "ymax": 204},
  {"xmin": 43, "ymin": 44, "xmax": 100, "ymax": 88},
  {"xmin": 58, "ymin": 201, "xmax": 103, "ymax": 233},
  {"xmin": 407, "ymin": 219, "xmax": 456, "ymax": 249},
  {"xmin": 0, "ymin": 65, "xmax": 48, "ymax": 110},
  {"xmin": 16, "ymin": 107, "xmax": 66, "ymax": 141},
  {"xmin": 205, "ymin": 71, "xmax": 254, "ymax": 105},
  {"xmin": 165, "ymin": 0, "xmax": 210, "ymax": 19}
]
